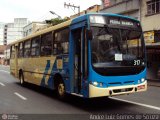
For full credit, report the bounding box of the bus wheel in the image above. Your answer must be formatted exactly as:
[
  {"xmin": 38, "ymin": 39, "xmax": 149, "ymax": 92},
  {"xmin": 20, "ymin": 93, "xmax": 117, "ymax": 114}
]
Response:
[
  {"xmin": 57, "ymin": 81, "xmax": 65, "ymax": 99},
  {"xmin": 19, "ymin": 72, "xmax": 25, "ymax": 86}
]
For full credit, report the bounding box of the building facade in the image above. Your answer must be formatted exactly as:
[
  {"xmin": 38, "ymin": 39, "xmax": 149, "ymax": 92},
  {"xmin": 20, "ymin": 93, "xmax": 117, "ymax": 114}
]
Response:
[
  {"xmin": 5, "ymin": 18, "xmax": 28, "ymax": 44},
  {"xmin": 140, "ymin": 0, "xmax": 160, "ymax": 80},
  {"xmin": 100, "ymin": 0, "xmax": 141, "ymax": 20},
  {"xmin": 23, "ymin": 22, "xmax": 48, "ymax": 37},
  {"xmin": 0, "ymin": 45, "xmax": 6, "ymax": 64},
  {"xmin": 0, "ymin": 23, "xmax": 5, "ymax": 45},
  {"xmin": 70, "ymin": 5, "xmax": 101, "ymax": 19},
  {"xmin": 4, "ymin": 45, "xmax": 10, "ymax": 65}
]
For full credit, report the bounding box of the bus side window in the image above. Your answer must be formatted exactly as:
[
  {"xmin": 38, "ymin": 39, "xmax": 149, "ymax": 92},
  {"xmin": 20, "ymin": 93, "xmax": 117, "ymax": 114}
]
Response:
[
  {"xmin": 11, "ymin": 45, "xmax": 15, "ymax": 59},
  {"xmin": 24, "ymin": 40, "xmax": 31, "ymax": 58},
  {"xmin": 31, "ymin": 36, "xmax": 40, "ymax": 57},
  {"xmin": 54, "ymin": 28, "xmax": 69, "ymax": 54},
  {"xmin": 41, "ymin": 32, "xmax": 52, "ymax": 56},
  {"xmin": 18, "ymin": 42, "xmax": 24, "ymax": 58}
]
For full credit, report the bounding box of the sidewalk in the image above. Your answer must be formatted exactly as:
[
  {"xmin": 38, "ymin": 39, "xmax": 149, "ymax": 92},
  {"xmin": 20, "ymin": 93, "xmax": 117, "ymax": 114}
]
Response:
[{"xmin": 148, "ymin": 79, "xmax": 160, "ymax": 87}]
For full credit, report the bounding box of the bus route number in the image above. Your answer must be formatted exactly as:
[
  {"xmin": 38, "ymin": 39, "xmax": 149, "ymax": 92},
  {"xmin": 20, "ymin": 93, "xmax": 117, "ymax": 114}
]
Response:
[{"xmin": 134, "ymin": 60, "xmax": 141, "ymax": 66}]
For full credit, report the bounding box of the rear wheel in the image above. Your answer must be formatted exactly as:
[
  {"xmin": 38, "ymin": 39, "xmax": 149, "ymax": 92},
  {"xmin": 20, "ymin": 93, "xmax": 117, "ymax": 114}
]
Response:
[{"xmin": 19, "ymin": 72, "xmax": 25, "ymax": 86}]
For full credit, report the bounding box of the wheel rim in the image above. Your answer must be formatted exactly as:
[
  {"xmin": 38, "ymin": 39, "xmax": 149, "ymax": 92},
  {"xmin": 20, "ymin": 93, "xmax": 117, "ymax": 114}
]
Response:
[
  {"xmin": 58, "ymin": 83, "xmax": 65, "ymax": 96},
  {"xmin": 20, "ymin": 75, "xmax": 23, "ymax": 84}
]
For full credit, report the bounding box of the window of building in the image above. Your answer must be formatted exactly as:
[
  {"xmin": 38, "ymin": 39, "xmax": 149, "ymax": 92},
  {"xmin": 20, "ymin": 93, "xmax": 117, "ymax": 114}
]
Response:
[
  {"xmin": 53, "ymin": 28, "xmax": 69, "ymax": 54},
  {"xmin": 147, "ymin": 0, "xmax": 160, "ymax": 15},
  {"xmin": 18, "ymin": 42, "xmax": 23, "ymax": 58},
  {"xmin": 41, "ymin": 32, "xmax": 52, "ymax": 56},
  {"xmin": 24, "ymin": 40, "xmax": 31, "ymax": 58},
  {"xmin": 11, "ymin": 45, "xmax": 15, "ymax": 59},
  {"xmin": 31, "ymin": 36, "xmax": 40, "ymax": 56}
]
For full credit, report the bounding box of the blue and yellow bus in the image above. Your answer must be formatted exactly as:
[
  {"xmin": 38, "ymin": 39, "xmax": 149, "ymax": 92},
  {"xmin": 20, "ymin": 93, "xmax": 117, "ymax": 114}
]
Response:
[{"xmin": 10, "ymin": 13, "xmax": 147, "ymax": 98}]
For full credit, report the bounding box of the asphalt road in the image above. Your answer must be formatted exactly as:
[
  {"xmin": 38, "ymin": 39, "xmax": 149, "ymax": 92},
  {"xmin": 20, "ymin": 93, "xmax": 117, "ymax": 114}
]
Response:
[{"xmin": 0, "ymin": 65, "xmax": 160, "ymax": 120}]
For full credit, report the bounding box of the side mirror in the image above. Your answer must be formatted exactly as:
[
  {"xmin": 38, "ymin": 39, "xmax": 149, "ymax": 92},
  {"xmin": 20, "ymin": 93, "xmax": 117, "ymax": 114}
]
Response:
[{"xmin": 86, "ymin": 29, "xmax": 93, "ymax": 40}]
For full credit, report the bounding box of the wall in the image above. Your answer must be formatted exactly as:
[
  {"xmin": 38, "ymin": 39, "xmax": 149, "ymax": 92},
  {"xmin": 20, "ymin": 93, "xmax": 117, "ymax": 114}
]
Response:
[
  {"xmin": 141, "ymin": 0, "xmax": 160, "ymax": 31},
  {"xmin": 100, "ymin": 0, "xmax": 140, "ymax": 20}
]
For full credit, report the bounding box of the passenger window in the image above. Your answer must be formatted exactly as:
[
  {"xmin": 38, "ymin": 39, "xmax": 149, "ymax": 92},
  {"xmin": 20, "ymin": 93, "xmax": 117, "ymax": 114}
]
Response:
[
  {"xmin": 41, "ymin": 32, "xmax": 52, "ymax": 56},
  {"xmin": 54, "ymin": 28, "xmax": 69, "ymax": 54},
  {"xmin": 18, "ymin": 42, "xmax": 23, "ymax": 58},
  {"xmin": 11, "ymin": 45, "xmax": 15, "ymax": 59},
  {"xmin": 31, "ymin": 37, "xmax": 40, "ymax": 56},
  {"xmin": 24, "ymin": 40, "xmax": 31, "ymax": 58}
]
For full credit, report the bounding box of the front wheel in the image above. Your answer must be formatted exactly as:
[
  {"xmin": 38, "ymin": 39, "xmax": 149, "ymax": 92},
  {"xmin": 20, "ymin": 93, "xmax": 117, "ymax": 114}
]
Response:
[{"xmin": 57, "ymin": 81, "xmax": 66, "ymax": 99}]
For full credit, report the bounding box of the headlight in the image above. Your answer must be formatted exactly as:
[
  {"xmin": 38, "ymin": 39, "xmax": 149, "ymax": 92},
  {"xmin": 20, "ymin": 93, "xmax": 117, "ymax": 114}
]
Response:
[
  {"xmin": 91, "ymin": 81, "xmax": 104, "ymax": 87},
  {"xmin": 92, "ymin": 82, "xmax": 98, "ymax": 86},
  {"xmin": 141, "ymin": 78, "xmax": 145, "ymax": 82}
]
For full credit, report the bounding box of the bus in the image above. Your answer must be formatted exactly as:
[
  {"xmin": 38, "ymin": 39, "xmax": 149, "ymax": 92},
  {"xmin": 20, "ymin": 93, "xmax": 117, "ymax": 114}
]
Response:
[{"xmin": 10, "ymin": 13, "xmax": 147, "ymax": 98}]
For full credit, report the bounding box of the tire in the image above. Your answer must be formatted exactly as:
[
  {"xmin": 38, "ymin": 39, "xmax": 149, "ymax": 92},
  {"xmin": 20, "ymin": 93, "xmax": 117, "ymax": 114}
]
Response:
[
  {"xmin": 19, "ymin": 72, "xmax": 25, "ymax": 86},
  {"xmin": 56, "ymin": 81, "xmax": 66, "ymax": 99}
]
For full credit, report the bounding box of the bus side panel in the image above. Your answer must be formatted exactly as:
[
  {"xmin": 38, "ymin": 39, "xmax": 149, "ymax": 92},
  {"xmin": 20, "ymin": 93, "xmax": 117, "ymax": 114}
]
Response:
[
  {"xmin": 18, "ymin": 56, "xmax": 56, "ymax": 86},
  {"xmin": 17, "ymin": 55, "xmax": 70, "ymax": 91},
  {"xmin": 10, "ymin": 59, "xmax": 16, "ymax": 76}
]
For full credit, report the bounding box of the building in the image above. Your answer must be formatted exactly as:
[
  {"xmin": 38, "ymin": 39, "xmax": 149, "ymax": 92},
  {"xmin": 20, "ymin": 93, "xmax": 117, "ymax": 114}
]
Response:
[
  {"xmin": 4, "ymin": 45, "xmax": 10, "ymax": 65},
  {"xmin": 0, "ymin": 23, "xmax": 5, "ymax": 45},
  {"xmin": 140, "ymin": 0, "xmax": 160, "ymax": 80},
  {"xmin": 0, "ymin": 45, "xmax": 6, "ymax": 64},
  {"xmin": 5, "ymin": 18, "xmax": 28, "ymax": 44},
  {"xmin": 100, "ymin": 0, "xmax": 141, "ymax": 20},
  {"xmin": 70, "ymin": 5, "xmax": 101, "ymax": 19},
  {"xmin": 23, "ymin": 22, "xmax": 48, "ymax": 37},
  {"xmin": 3, "ymin": 24, "xmax": 7, "ymax": 45}
]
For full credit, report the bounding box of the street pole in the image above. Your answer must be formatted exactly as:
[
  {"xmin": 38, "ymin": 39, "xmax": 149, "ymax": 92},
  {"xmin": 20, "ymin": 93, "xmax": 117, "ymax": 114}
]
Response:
[
  {"xmin": 64, "ymin": 2, "xmax": 80, "ymax": 16},
  {"xmin": 49, "ymin": 11, "xmax": 62, "ymax": 19}
]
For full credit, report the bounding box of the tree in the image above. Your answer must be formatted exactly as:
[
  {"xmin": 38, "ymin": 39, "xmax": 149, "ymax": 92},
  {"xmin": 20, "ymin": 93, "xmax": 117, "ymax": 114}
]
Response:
[{"xmin": 45, "ymin": 17, "xmax": 69, "ymax": 26}]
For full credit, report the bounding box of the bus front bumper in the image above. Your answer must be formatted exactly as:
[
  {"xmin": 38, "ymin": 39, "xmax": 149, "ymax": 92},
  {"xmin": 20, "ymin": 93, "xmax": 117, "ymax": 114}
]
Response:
[{"xmin": 89, "ymin": 81, "xmax": 147, "ymax": 98}]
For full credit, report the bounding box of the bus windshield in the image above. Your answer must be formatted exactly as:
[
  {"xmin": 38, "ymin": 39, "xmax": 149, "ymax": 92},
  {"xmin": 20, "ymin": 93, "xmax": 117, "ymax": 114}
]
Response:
[{"xmin": 90, "ymin": 25, "xmax": 145, "ymax": 75}]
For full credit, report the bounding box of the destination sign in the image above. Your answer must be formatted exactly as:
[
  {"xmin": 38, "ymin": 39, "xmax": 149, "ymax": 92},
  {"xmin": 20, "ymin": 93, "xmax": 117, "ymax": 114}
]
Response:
[
  {"xmin": 89, "ymin": 15, "xmax": 140, "ymax": 29},
  {"xmin": 109, "ymin": 19, "xmax": 134, "ymax": 26}
]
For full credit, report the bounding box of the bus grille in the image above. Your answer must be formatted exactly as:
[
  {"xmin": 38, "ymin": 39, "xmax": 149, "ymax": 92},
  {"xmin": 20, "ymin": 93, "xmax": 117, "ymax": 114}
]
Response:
[{"xmin": 113, "ymin": 88, "xmax": 133, "ymax": 93}]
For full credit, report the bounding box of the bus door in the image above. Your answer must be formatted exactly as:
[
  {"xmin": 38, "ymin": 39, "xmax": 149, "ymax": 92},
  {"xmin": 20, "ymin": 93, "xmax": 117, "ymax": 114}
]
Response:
[
  {"xmin": 72, "ymin": 27, "xmax": 88, "ymax": 94},
  {"xmin": 72, "ymin": 28, "xmax": 82, "ymax": 93}
]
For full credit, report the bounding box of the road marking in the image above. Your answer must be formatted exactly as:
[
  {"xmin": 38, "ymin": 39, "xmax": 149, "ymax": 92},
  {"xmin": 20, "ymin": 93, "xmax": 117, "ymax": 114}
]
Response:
[
  {"xmin": 14, "ymin": 92, "xmax": 27, "ymax": 100},
  {"xmin": 111, "ymin": 97, "xmax": 160, "ymax": 111},
  {"xmin": 0, "ymin": 70, "xmax": 10, "ymax": 74},
  {"xmin": 0, "ymin": 82, "xmax": 5, "ymax": 86}
]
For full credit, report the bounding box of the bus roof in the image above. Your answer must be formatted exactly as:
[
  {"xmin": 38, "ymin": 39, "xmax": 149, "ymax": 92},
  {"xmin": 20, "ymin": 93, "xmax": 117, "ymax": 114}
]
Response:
[
  {"xmin": 10, "ymin": 19, "xmax": 72, "ymax": 45},
  {"xmin": 71, "ymin": 13, "xmax": 139, "ymax": 24},
  {"xmin": 10, "ymin": 13, "xmax": 139, "ymax": 46}
]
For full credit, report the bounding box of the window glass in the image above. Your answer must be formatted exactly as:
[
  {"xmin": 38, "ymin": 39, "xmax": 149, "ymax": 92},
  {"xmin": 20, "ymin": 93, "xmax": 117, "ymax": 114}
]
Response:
[
  {"xmin": 31, "ymin": 37, "xmax": 40, "ymax": 56},
  {"xmin": 156, "ymin": 1, "xmax": 160, "ymax": 12},
  {"xmin": 24, "ymin": 40, "xmax": 31, "ymax": 58},
  {"xmin": 11, "ymin": 45, "xmax": 15, "ymax": 59},
  {"xmin": 41, "ymin": 32, "xmax": 52, "ymax": 56},
  {"xmin": 147, "ymin": 0, "xmax": 160, "ymax": 15},
  {"xmin": 54, "ymin": 28, "xmax": 69, "ymax": 54},
  {"xmin": 18, "ymin": 42, "xmax": 23, "ymax": 58},
  {"xmin": 147, "ymin": 4, "xmax": 152, "ymax": 14}
]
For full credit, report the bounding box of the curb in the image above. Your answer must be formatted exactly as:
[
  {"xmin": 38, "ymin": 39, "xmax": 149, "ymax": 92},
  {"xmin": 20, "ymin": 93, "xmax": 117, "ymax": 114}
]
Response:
[{"xmin": 148, "ymin": 84, "xmax": 160, "ymax": 87}]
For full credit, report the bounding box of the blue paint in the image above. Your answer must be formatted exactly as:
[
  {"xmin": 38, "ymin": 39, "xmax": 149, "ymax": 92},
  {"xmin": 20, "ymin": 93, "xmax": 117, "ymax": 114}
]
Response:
[
  {"xmin": 40, "ymin": 60, "xmax": 50, "ymax": 87},
  {"xmin": 41, "ymin": 13, "xmax": 145, "ymax": 98},
  {"xmin": 47, "ymin": 55, "xmax": 70, "ymax": 90},
  {"xmin": 87, "ymin": 29, "xmax": 146, "ymax": 88}
]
